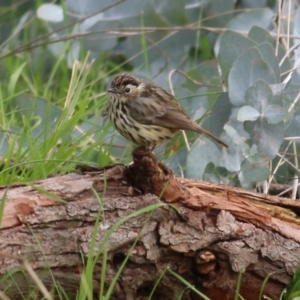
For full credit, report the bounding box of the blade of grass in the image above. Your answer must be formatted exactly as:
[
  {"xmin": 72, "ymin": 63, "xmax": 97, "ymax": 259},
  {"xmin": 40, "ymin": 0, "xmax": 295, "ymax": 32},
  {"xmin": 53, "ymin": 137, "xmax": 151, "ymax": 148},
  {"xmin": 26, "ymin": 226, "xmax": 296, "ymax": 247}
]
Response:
[
  {"xmin": 22, "ymin": 260, "xmax": 52, "ymax": 300},
  {"xmin": 148, "ymin": 266, "xmax": 168, "ymax": 300},
  {"xmin": 140, "ymin": 11, "xmax": 150, "ymax": 74},
  {"xmin": 28, "ymin": 185, "xmax": 67, "ymax": 204},
  {"xmin": 78, "ymin": 186, "xmax": 104, "ymax": 300},
  {"xmin": 168, "ymin": 268, "xmax": 210, "ymax": 300},
  {"xmin": 234, "ymin": 270, "xmax": 244, "ymax": 300},
  {"xmin": 0, "ymin": 190, "xmax": 7, "ymax": 227},
  {"xmin": 104, "ymin": 202, "xmax": 166, "ymax": 299}
]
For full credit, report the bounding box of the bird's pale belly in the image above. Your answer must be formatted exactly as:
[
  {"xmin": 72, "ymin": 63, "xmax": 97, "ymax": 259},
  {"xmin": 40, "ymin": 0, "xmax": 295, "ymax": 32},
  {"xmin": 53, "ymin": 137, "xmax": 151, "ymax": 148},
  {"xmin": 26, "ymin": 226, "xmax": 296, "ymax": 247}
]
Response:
[
  {"xmin": 120, "ymin": 123, "xmax": 177, "ymax": 146},
  {"xmin": 108, "ymin": 111, "xmax": 175, "ymax": 146}
]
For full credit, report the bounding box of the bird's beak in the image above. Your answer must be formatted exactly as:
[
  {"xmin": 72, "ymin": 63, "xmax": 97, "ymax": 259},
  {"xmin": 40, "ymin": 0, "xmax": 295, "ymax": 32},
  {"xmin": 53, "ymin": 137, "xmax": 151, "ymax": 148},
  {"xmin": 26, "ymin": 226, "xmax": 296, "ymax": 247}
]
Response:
[{"xmin": 107, "ymin": 88, "xmax": 116, "ymax": 93}]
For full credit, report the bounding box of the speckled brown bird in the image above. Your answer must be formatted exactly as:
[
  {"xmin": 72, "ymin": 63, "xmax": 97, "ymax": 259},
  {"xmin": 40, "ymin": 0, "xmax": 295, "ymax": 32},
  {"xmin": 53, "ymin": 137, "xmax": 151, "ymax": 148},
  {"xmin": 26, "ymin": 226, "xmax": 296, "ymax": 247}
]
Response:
[{"xmin": 106, "ymin": 74, "xmax": 228, "ymax": 148}]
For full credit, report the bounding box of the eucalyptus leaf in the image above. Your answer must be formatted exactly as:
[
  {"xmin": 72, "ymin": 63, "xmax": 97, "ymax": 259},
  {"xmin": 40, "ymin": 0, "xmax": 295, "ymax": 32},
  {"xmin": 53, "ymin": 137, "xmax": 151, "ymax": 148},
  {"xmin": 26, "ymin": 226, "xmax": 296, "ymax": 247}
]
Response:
[
  {"xmin": 248, "ymin": 25, "xmax": 275, "ymax": 46},
  {"xmin": 119, "ymin": 31, "xmax": 168, "ymax": 68},
  {"xmin": 217, "ymin": 30, "xmax": 256, "ymax": 80},
  {"xmin": 244, "ymin": 119, "xmax": 284, "ymax": 159},
  {"xmin": 226, "ymin": 8, "xmax": 273, "ymax": 31},
  {"xmin": 245, "ymin": 80, "xmax": 273, "ymax": 110},
  {"xmin": 187, "ymin": 87, "xmax": 209, "ymax": 121},
  {"xmin": 257, "ymin": 43, "xmax": 280, "ymax": 83},
  {"xmin": 177, "ymin": 86, "xmax": 209, "ymax": 121},
  {"xmin": 241, "ymin": 154, "xmax": 270, "ymax": 182},
  {"xmin": 223, "ymin": 125, "xmax": 249, "ymax": 148},
  {"xmin": 202, "ymin": 0, "xmax": 234, "ymax": 27},
  {"xmin": 165, "ymin": 147, "xmax": 188, "ymax": 177},
  {"xmin": 158, "ymin": 0, "xmax": 187, "ymax": 25},
  {"xmin": 203, "ymin": 163, "xmax": 220, "ymax": 183},
  {"xmin": 269, "ymin": 83, "xmax": 285, "ymax": 105},
  {"xmin": 101, "ymin": 0, "xmax": 148, "ymax": 19},
  {"xmin": 206, "ymin": 77, "xmax": 224, "ymax": 110},
  {"xmin": 228, "ymin": 48, "xmax": 276, "ymax": 106},
  {"xmin": 238, "ymin": 172, "xmax": 253, "ymax": 189},
  {"xmin": 237, "ymin": 0, "xmax": 267, "ymax": 9},
  {"xmin": 185, "ymin": 61, "xmax": 220, "ymax": 90},
  {"xmin": 209, "ymin": 93, "xmax": 232, "ymax": 136},
  {"xmin": 285, "ymin": 115, "xmax": 300, "ymax": 142},
  {"xmin": 185, "ymin": 1, "xmax": 202, "ymax": 22},
  {"xmin": 263, "ymin": 105, "xmax": 288, "ymax": 124},
  {"xmin": 186, "ymin": 138, "xmax": 221, "ymax": 179},
  {"xmin": 81, "ymin": 19, "xmax": 118, "ymax": 51},
  {"xmin": 204, "ymin": 165, "xmax": 232, "ymax": 185},
  {"xmin": 66, "ymin": 0, "xmax": 122, "ymax": 16},
  {"xmin": 37, "ymin": 4, "xmax": 63, "ymax": 22},
  {"xmin": 222, "ymin": 146, "xmax": 243, "ymax": 173},
  {"xmin": 222, "ymin": 125, "xmax": 250, "ymax": 172},
  {"xmin": 237, "ymin": 106, "xmax": 260, "ymax": 122},
  {"xmin": 225, "ymin": 108, "xmax": 251, "ymax": 140}
]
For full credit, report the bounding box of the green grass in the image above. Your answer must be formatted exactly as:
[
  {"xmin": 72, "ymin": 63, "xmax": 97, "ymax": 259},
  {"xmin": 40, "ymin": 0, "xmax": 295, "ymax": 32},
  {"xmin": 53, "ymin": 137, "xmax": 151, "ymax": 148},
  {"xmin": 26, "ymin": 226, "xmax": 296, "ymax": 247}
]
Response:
[
  {"xmin": 0, "ymin": 48, "xmax": 113, "ymax": 185},
  {"xmin": 0, "ymin": 3, "xmax": 129, "ymax": 186}
]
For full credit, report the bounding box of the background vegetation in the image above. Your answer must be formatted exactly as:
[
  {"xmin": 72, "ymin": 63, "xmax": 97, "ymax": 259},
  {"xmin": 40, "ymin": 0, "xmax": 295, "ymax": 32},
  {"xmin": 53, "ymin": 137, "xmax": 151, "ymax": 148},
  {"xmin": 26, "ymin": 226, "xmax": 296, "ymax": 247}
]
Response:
[
  {"xmin": 0, "ymin": 0, "xmax": 300, "ymax": 193},
  {"xmin": 1, "ymin": 1, "xmax": 300, "ymax": 298}
]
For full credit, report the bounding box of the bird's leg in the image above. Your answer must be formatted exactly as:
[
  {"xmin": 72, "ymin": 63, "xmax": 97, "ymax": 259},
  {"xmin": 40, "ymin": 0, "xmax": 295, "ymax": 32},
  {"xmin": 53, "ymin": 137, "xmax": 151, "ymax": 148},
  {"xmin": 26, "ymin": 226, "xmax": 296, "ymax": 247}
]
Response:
[{"xmin": 126, "ymin": 146, "xmax": 189, "ymax": 202}]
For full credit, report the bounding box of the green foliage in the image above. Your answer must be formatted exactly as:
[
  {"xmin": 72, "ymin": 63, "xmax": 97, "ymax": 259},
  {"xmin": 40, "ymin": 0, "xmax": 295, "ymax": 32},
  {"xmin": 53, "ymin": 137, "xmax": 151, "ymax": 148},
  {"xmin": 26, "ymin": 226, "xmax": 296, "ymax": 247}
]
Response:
[
  {"xmin": 283, "ymin": 266, "xmax": 300, "ymax": 300},
  {"xmin": 0, "ymin": 1, "xmax": 300, "ymax": 297},
  {"xmin": 0, "ymin": 0, "xmax": 300, "ymax": 187},
  {"xmin": 168, "ymin": 269, "xmax": 211, "ymax": 300}
]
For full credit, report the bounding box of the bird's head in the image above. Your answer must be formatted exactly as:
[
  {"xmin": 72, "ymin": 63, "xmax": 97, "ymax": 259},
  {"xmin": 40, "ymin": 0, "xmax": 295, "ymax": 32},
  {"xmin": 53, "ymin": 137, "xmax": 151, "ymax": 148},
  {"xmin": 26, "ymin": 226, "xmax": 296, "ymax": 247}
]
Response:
[{"xmin": 107, "ymin": 74, "xmax": 145, "ymax": 102}]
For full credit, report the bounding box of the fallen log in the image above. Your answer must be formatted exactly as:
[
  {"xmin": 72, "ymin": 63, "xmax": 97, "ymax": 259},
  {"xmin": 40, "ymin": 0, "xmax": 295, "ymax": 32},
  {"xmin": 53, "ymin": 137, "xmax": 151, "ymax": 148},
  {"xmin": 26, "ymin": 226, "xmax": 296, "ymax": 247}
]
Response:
[{"xmin": 1, "ymin": 147, "xmax": 300, "ymax": 300}]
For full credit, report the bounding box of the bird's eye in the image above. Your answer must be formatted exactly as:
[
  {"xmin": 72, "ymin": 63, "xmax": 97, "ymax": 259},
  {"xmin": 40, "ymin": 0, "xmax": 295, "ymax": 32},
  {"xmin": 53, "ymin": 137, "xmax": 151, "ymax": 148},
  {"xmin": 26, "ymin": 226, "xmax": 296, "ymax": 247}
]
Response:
[{"xmin": 125, "ymin": 87, "xmax": 130, "ymax": 93}]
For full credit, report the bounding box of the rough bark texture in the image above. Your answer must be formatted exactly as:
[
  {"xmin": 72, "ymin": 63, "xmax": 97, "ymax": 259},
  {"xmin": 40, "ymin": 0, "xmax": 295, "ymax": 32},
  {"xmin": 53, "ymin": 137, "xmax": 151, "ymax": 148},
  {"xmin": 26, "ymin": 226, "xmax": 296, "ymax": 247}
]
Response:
[{"xmin": 1, "ymin": 148, "xmax": 300, "ymax": 299}]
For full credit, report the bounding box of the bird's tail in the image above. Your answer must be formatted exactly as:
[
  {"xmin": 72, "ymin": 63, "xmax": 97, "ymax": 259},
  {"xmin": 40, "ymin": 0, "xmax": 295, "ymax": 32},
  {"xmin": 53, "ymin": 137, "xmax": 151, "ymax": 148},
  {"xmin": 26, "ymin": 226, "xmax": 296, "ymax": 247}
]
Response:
[{"xmin": 196, "ymin": 126, "xmax": 228, "ymax": 148}]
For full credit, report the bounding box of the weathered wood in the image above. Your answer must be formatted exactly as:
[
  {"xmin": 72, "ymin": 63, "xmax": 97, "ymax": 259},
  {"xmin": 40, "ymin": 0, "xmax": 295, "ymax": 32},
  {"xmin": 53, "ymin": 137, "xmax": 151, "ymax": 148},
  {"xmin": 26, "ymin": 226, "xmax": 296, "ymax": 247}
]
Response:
[{"xmin": 0, "ymin": 149, "xmax": 299, "ymax": 299}]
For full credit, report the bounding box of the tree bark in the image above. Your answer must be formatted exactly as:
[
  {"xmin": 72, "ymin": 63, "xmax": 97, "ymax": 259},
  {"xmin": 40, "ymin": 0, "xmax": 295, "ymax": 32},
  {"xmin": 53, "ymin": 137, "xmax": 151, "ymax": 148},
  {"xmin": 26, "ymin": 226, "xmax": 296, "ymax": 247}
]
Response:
[{"xmin": 1, "ymin": 148, "xmax": 300, "ymax": 300}]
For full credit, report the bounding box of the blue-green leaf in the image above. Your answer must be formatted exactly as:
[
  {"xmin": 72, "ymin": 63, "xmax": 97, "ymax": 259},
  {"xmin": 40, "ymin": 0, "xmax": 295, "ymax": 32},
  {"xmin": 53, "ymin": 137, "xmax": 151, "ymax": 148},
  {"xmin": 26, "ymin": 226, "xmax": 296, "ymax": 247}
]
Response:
[
  {"xmin": 263, "ymin": 105, "xmax": 288, "ymax": 124},
  {"xmin": 245, "ymin": 80, "xmax": 273, "ymax": 110},
  {"xmin": 37, "ymin": 4, "xmax": 63, "ymax": 22},
  {"xmin": 186, "ymin": 139, "xmax": 221, "ymax": 179},
  {"xmin": 228, "ymin": 48, "xmax": 276, "ymax": 106},
  {"xmin": 241, "ymin": 153, "xmax": 270, "ymax": 182},
  {"xmin": 226, "ymin": 8, "xmax": 273, "ymax": 31},
  {"xmin": 245, "ymin": 119, "xmax": 284, "ymax": 159},
  {"xmin": 165, "ymin": 147, "xmax": 188, "ymax": 177},
  {"xmin": 237, "ymin": 106, "xmax": 260, "ymax": 122},
  {"xmin": 248, "ymin": 26, "xmax": 275, "ymax": 46},
  {"xmin": 256, "ymin": 43, "xmax": 280, "ymax": 83},
  {"xmin": 209, "ymin": 93, "xmax": 232, "ymax": 136},
  {"xmin": 218, "ymin": 30, "xmax": 256, "ymax": 80},
  {"xmin": 221, "ymin": 125, "xmax": 249, "ymax": 172}
]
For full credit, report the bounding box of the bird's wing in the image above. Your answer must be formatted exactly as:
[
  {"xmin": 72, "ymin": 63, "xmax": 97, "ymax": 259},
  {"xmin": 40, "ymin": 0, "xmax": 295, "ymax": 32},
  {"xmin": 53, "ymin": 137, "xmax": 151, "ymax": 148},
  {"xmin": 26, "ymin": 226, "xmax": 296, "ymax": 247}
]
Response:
[{"xmin": 127, "ymin": 96, "xmax": 198, "ymax": 130}]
